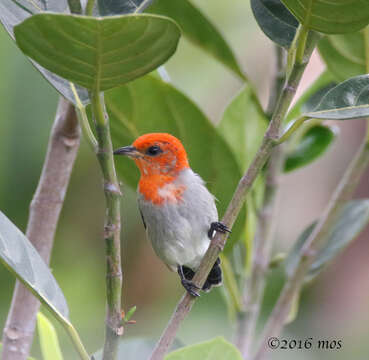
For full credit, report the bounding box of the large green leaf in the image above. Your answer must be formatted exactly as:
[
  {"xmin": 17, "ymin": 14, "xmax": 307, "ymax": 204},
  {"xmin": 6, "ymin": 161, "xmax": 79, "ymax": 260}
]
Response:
[
  {"xmin": 105, "ymin": 75, "xmax": 245, "ymax": 252},
  {"xmin": 0, "ymin": 0, "xmax": 90, "ymax": 104},
  {"xmin": 285, "ymin": 200, "xmax": 369, "ymax": 281},
  {"xmin": 218, "ymin": 85, "xmax": 267, "ymax": 171},
  {"xmin": 318, "ymin": 32, "xmax": 367, "ymax": 82},
  {"xmin": 304, "ymin": 75, "xmax": 369, "ymax": 120},
  {"xmin": 0, "ymin": 210, "xmax": 69, "ymax": 321},
  {"xmin": 14, "ymin": 13, "xmax": 181, "ymax": 91},
  {"xmin": 284, "ymin": 124, "xmax": 336, "ymax": 172},
  {"xmin": 281, "ymin": 0, "xmax": 369, "ymax": 34},
  {"xmin": 95, "ymin": 0, "xmax": 245, "ymax": 79},
  {"xmin": 37, "ymin": 312, "xmax": 64, "ymax": 360},
  {"xmin": 165, "ymin": 337, "xmax": 242, "ymax": 360},
  {"xmin": 251, "ymin": 0, "xmax": 298, "ymax": 48},
  {"xmin": 148, "ymin": 0, "xmax": 245, "ymax": 80}
]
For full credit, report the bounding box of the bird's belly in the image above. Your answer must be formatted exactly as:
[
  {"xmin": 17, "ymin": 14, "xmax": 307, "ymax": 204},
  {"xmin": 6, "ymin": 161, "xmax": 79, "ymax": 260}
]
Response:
[{"xmin": 140, "ymin": 201, "xmax": 211, "ymax": 271}]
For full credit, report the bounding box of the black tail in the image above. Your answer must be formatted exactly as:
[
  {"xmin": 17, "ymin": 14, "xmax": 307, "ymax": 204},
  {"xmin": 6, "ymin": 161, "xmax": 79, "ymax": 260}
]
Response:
[
  {"xmin": 182, "ymin": 257, "xmax": 222, "ymax": 292},
  {"xmin": 202, "ymin": 257, "xmax": 222, "ymax": 292}
]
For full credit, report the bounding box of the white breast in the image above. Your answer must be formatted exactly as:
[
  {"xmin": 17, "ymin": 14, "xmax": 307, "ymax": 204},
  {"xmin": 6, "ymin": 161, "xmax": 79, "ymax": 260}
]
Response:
[{"xmin": 138, "ymin": 168, "xmax": 218, "ymax": 271}]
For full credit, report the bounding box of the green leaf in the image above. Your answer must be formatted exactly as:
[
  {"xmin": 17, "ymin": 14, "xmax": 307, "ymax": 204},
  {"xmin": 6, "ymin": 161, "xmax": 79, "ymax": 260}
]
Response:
[
  {"xmin": 283, "ymin": 124, "xmax": 336, "ymax": 172},
  {"xmin": 318, "ymin": 31, "xmax": 367, "ymax": 82},
  {"xmin": 304, "ymin": 75, "xmax": 369, "ymax": 120},
  {"xmin": 95, "ymin": 0, "xmax": 245, "ymax": 79},
  {"xmin": 37, "ymin": 312, "xmax": 64, "ymax": 360},
  {"xmin": 281, "ymin": 0, "xmax": 369, "ymax": 34},
  {"xmin": 0, "ymin": 0, "xmax": 90, "ymax": 104},
  {"xmin": 0, "ymin": 211, "xmax": 69, "ymax": 321},
  {"xmin": 105, "ymin": 75, "xmax": 245, "ymax": 252},
  {"xmin": 124, "ymin": 305, "xmax": 137, "ymax": 322},
  {"xmin": 285, "ymin": 200, "xmax": 369, "ymax": 281},
  {"xmin": 251, "ymin": 0, "xmax": 298, "ymax": 48},
  {"xmin": 14, "ymin": 13, "xmax": 181, "ymax": 91},
  {"xmin": 165, "ymin": 337, "xmax": 242, "ymax": 360},
  {"xmin": 148, "ymin": 0, "xmax": 245, "ymax": 80},
  {"xmin": 218, "ymin": 85, "xmax": 267, "ymax": 171},
  {"xmin": 98, "ymin": 0, "xmax": 155, "ymax": 15}
]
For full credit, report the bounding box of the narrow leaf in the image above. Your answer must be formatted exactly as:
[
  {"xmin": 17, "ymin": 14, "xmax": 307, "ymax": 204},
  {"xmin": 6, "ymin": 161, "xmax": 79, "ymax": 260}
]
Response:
[
  {"xmin": 285, "ymin": 200, "xmax": 369, "ymax": 281},
  {"xmin": 284, "ymin": 124, "xmax": 336, "ymax": 172},
  {"xmin": 318, "ymin": 32, "xmax": 367, "ymax": 82},
  {"xmin": 104, "ymin": 75, "xmax": 246, "ymax": 252},
  {"xmin": 0, "ymin": 211, "xmax": 69, "ymax": 321},
  {"xmin": 251, "ymin": 0, "xmax": 298, "ymax": 48},
  {"xmin": 281, "ymin": 0, "xmax": 369, "ymax": 34},
  {"xmin": 14, "ymin": 13, "xmax": 181, "ymax": 91},
  {"xmin": 37, "ymin": 312, "xmax": 64, "ymax": 360},
  {"xmin": 218, "ymin": 85, "xmax": 267, "ymax": 171},
  {"xmin": 165, "ymin": 337, "xmax": 242, "ymax": 360},
  {"xmin": 148, "ymin": 0, "xmax": 245, "ymax": 80},
  {"xmin": 304, "ymin": 75, "xmax": 369, "ymax": 120}
]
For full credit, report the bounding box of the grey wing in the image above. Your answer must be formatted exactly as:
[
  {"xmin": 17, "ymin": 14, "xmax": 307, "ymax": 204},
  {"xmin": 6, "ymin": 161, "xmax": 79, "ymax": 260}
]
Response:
[{"xmin": 139, "ymin": 208, "xmax": 147, "ymax": 229}]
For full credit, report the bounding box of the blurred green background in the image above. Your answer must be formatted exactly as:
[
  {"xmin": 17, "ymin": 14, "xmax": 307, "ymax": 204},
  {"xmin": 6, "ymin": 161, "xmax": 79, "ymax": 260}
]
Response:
[{"xmin": 1, "ymin": 1, "xmax": 369, "ymax": 359}]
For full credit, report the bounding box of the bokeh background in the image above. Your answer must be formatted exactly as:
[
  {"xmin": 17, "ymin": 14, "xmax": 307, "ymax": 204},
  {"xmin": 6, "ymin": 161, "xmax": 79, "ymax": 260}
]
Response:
[{"xmin": 0, "ymin": 1, "xmax": 368, "ymax": 359}]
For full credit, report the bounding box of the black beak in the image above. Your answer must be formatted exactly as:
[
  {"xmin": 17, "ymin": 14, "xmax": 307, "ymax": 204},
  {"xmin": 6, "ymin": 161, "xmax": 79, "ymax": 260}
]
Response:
[{"xmin": 113, "ymin": 145, "xmax": 140, "ymax": 158}]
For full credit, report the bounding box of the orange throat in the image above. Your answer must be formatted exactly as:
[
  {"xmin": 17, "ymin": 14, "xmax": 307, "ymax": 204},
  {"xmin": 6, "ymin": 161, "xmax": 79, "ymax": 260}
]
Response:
[{"xmin": 139, "ymin": 174, "xmax": 186, "ymax": 205}]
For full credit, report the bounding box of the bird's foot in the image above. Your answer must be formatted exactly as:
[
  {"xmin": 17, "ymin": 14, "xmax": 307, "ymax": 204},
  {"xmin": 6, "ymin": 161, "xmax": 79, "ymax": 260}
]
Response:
[
  {"xmin": 208, "ymin": 221, "xmax": 231, "ymax": 239},
  {"xmin": 181, "ymin": 278, "xmax": 200, "ymax": 297}
]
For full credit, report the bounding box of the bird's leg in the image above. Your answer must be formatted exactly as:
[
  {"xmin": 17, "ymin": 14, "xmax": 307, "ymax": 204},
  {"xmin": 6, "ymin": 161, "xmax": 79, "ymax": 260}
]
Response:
[
  {"xmin": 208, "ymin": 221, "xmax": 231, "ymax": 239},
  {"xmin": 177, "ymin": 265, "xmax": 200, "ymax": 297}
]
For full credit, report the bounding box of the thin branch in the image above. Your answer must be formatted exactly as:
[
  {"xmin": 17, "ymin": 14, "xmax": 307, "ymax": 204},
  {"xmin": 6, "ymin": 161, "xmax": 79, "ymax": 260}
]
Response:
[
  {"xmin": 235, "ymin": 147, "xmax": 284, "ymax": 357},
  {"xmin": 90, "ymin": 91, "xmax": 123, "ymax": 360},
  {"xmin": 149, "ymin": 28, "xmax": 318, "ymax": 360},
  {"xmin": 253, "ymin": 134, "xmax": 369, "ymax": 360},
  {"xmin": 1, "ymin": 98, "xmax": 80, "ymax": 360},
  {"xmin": 234, "ymin": 45, "xmax": 286, "ymax": 357}
]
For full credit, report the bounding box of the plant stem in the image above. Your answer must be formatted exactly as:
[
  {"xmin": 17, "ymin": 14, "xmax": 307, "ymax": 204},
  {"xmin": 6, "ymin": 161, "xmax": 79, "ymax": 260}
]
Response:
[
  {"xmin": 67, "ymin": 0, "xmax": 82, "ymax": 14},
  {"xmin": 90, "ymin": 90, "xmax": 123, "ymax": 360},
  {"xmin": 1, "ymin": 98, "xmax": 80, "ymax": 360},
  {"xmin": 70, "ymin": 83, "xmax": 98, "ymax": 152},
  {"xmin": 149, "ymin": 29, "xmax": 317, "ymax": 360},
  {"xmin": 85, "ymin": 0, "xmax": 95, "ymax": 16},
  {"xmin": 253, "ymin": 134, "xmax": 369, "ymax": 360},
  {"xmin": 234, "ymin": 45, "xmax": 286, "ymax": 357}
]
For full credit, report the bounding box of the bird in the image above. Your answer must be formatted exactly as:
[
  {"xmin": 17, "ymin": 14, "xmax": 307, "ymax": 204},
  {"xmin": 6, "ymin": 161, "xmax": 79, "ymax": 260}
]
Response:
[{"xmin": 113, "ymin": 133, "xmax": 230, "ymax": 297}]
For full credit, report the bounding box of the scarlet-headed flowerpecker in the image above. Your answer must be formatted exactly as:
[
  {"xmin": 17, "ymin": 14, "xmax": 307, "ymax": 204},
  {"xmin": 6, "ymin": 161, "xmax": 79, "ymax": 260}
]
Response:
[{"xmin": 114, "ymin": 133, "xmax": 230, "ymax": 297}]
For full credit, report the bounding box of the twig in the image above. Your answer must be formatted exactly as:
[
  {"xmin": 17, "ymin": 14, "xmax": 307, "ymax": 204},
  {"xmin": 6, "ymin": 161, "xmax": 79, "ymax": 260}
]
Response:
[
  {"xmin": 149, "ymin": 27, "xmax": 318, "ymax": 360},
  {"xmin": 253, "ymin": 135, "xmax": 369, "ymax": 360},
  {"xmin": 90, "ymin": 91, "xmax": 123, "ymax": 360},
  {"xmin": 1, "ymin": 98, "xmax": 80, "ymax": 360},
  {"xmin": 234, "ymin": 44, "xmax": 286, "ymax": 358}
]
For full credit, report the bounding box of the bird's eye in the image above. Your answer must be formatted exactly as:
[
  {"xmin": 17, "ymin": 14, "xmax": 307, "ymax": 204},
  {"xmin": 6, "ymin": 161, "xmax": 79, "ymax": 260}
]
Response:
[{"xmin": 146, "ymin": 145, "xmax": 163, "ymax": 156}]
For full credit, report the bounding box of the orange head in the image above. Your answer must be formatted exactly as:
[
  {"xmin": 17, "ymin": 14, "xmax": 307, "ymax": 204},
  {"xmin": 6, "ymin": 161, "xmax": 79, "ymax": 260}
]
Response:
[{"xmin": 114, "ymin": 133, "xmax": 189, "ymax": 204}]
